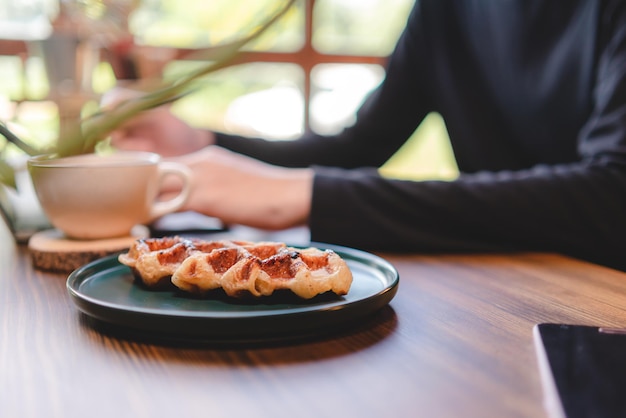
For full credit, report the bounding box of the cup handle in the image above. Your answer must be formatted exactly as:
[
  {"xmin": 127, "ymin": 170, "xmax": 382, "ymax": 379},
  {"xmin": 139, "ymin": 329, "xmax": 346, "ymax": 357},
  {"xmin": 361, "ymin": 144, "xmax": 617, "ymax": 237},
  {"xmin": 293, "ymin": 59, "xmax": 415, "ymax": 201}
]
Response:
[{"xmin": 148, "ymin": 162, "xmax": 192, "ymax": 221}]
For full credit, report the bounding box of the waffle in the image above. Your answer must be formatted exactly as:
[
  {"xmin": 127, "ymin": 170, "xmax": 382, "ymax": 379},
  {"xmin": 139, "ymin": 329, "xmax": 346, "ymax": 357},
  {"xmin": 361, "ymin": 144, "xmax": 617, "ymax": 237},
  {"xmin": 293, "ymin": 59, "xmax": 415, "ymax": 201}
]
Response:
[{"xmin": 118, "ymin": 237, "xmax": 353, "ymax": 299}]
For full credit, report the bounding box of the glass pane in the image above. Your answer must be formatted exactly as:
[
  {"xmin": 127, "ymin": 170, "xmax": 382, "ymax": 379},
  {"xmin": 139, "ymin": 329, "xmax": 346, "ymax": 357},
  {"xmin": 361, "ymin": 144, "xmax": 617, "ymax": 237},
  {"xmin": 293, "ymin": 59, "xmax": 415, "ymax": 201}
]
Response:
[
  {"xmin": 313, "ymin": 0, "xmax": 413, "ymax": 56},
  {"xmin": 0, "ymin": 56, "xmax": 24, "ymax": 100},
  {"xmin": 130, "ymin": 0, "xmax": 304, "ymax": 52},
  {"xmin": 0, "ymin": 0, "xmax": 55, "ymax": 40},
  {"xmin": 165, "ymin": 61, "xmax": 304, "ymax": 139},
  {"xmin": 310, "ymin": 63, "xmax": 384, "ymax": 135}
]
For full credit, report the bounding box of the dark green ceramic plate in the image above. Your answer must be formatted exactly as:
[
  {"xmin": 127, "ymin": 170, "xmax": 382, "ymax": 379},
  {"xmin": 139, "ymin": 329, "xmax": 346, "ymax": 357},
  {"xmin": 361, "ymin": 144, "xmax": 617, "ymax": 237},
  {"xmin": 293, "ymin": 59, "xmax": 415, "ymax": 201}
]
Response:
[{"xmin": 66, "ymin": 244, "xmax": 399, "ymax": 343}]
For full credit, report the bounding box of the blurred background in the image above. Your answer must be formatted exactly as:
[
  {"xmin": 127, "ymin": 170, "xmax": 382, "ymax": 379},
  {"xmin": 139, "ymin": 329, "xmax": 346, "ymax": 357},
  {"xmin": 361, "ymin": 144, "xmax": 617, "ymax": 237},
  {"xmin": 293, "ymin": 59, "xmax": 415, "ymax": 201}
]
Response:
[{"xmin": 0, "ymin": 0, "xmax": 457, "ymax": 180}]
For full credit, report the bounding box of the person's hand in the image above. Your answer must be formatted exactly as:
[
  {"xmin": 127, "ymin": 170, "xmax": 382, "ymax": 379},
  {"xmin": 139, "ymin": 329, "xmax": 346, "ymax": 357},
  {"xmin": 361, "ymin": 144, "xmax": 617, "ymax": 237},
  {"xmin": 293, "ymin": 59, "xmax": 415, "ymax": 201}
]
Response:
[
  {"xmin": 102, "ymin": 86, "xmax": 213, "ymax": 157},
  {"xmin": 163, "ymin": 146, "xmax": 314, "ymax": 230}
]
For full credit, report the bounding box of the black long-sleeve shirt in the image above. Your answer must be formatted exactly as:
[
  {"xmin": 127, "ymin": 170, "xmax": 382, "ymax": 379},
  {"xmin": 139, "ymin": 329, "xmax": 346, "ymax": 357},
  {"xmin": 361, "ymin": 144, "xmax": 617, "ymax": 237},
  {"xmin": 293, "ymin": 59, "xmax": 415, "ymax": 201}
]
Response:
[{"xmin": 216, "ymin": 0, "xmax": 626, "ymax": 271}]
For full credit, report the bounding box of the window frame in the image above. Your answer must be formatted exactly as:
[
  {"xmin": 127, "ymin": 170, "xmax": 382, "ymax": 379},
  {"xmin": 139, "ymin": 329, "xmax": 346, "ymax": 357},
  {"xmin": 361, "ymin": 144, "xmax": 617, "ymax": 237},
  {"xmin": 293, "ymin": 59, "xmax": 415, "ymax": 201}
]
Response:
[{"xmin": 120, "ymin": 0, "xmax": 389, "ymax": 132}]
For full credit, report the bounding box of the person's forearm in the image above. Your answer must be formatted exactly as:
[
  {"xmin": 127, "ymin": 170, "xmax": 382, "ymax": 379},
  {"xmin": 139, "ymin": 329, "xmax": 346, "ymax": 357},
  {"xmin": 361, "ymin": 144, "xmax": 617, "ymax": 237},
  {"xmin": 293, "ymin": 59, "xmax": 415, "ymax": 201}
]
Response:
[
  {"xmin": 308, "ymin": 162, "xmax": 626, "ymax": 271},
  {"xmin": 257, "ymin": 167, "xmax": 313, "ymax": 230}
]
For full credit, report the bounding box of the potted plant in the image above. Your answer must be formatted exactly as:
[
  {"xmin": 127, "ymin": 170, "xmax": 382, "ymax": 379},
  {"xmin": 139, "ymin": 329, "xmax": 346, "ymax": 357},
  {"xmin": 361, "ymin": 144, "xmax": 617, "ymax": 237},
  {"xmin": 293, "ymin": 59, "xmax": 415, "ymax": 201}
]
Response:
[{"xmin": 1, "ymin": 0, "xmax": 295, "ymax": 189}]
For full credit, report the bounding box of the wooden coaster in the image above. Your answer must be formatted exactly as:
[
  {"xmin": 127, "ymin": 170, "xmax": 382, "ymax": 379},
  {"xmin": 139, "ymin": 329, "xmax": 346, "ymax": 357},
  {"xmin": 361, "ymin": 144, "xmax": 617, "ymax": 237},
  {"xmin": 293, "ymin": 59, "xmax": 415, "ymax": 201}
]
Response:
[{"xmin": 28, "ymin": 227, "xmax": 149, "ymax": 273}]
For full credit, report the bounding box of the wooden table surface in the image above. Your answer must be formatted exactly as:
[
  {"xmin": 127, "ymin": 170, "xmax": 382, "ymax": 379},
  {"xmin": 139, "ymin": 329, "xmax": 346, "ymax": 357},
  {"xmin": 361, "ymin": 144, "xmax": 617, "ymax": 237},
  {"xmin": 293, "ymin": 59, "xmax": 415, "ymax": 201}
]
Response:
[{"xmin": 3, "ymin": 219, "xmax": 626, "ymax": 418}]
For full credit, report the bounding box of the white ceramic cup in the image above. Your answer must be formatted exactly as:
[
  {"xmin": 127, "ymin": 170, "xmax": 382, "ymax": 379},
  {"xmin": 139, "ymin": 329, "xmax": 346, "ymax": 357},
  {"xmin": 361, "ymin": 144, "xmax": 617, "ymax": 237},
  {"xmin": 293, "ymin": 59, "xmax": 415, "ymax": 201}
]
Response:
[{"xmin": 28, "ymin": 151, "xmax": 192, "ymax": 240}]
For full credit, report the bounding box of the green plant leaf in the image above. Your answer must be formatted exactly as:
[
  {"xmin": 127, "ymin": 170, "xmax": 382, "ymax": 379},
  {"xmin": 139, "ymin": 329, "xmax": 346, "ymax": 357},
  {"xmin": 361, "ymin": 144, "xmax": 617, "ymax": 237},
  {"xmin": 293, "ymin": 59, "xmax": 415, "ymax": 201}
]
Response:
[
  {"xmin": 0, "ymin": 159, "xmax": 16, "ymax": 190},
  {"xmin": 0, "ymin": 123, "xmax": 39, "ymax": 156}
]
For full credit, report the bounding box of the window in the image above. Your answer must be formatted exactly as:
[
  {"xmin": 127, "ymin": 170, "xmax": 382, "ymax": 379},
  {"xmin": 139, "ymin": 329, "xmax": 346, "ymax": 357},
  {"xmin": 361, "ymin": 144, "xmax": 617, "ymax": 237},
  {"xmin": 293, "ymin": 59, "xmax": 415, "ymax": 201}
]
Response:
[{"xmin": 130, "ymin": 0, "xmax": 414, "ymax": 138}]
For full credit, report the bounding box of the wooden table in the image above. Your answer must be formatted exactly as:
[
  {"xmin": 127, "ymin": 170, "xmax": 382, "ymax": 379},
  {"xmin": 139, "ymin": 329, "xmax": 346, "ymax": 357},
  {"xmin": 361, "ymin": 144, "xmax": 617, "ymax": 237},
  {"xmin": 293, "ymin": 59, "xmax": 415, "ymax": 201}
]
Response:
[{"xmin": 3, "ymin": 219, "xmax": 626, "ymax": 418}]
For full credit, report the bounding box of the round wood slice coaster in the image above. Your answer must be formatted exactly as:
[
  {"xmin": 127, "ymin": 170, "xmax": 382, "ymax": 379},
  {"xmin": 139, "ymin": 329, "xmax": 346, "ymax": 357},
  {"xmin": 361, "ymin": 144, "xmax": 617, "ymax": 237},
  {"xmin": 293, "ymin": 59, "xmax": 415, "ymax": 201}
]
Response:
[{"xmin": 28, "ymin": 227, "xmax": 149, "ymax": 273}]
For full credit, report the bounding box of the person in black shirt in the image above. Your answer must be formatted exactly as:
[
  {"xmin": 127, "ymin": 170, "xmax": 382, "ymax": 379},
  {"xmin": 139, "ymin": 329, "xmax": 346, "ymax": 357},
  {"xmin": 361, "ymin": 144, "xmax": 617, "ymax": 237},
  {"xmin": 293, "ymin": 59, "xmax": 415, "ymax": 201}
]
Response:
[{"xmin": 109, "ymin": 0, "xmax": 626, "ymax": 271}]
